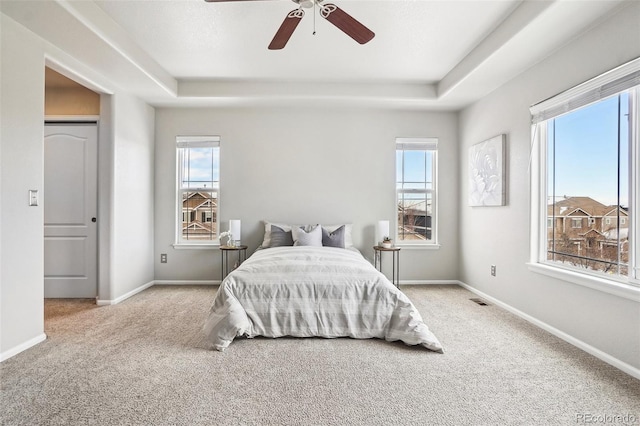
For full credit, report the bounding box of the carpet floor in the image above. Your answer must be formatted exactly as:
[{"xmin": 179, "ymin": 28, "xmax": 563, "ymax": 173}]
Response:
[{"xmin": 0, "ymin": 285, "xmax": 638, "ymax": 425}]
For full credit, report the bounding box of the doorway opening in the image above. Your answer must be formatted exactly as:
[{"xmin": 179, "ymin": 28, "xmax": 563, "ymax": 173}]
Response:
[{"xmin": 44, "ymin": 67, "xmax": 101, "ymax": 306}]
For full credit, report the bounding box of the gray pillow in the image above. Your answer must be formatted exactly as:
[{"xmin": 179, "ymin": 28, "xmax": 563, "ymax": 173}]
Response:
[
  {"xmin": 322, "ymin": 225, "xmax": 345, "ymax": 248},
  {"xmin": 269, "ymin": 225, "xmax": 294, "ymax": 247}
]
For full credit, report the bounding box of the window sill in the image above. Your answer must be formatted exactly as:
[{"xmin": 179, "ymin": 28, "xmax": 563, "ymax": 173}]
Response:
[
  {"xmin": 527, "ymin": 262, "xmax": 640, "ymax": 302},
  {"xmin": 173, "ymin": 243, "xmax": 220, "ymax": 250},
  {"xmin": 395, "ymin": 243, "xmax": 441, "ymax": 250}
]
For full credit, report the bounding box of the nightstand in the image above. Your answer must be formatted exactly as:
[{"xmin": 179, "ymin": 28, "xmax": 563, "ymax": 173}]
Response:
[
  {"xmin": 220, "ymin": 245, "xmax": 248, "ymax": 280},
  {"xmin": 373, "ymin": 246, "xmax": 401, "ymax": 287}
]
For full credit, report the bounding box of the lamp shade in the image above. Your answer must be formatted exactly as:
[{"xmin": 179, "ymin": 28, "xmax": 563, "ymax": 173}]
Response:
[
  {"xmin": 377, "ymin": 220, "xmax": 389, "ymax": 243},
  {"xmin": 229, "ymin": 220, "xmax": 241, "ymax": 241}
]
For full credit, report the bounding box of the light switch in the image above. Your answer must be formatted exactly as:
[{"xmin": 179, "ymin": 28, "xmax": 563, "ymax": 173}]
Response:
[{"xmin": 29, "ymin": 190, "xmax": 39, "ymax": 206}]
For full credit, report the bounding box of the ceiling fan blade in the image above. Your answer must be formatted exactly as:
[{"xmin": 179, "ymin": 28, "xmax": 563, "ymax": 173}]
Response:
[
  {"xmin": 268, "ymin": 9, "xmax": 304, "ymax": 50},
  {"xmin": 320, "ymin": 4, "xmax": 374, "ymax": 45}
]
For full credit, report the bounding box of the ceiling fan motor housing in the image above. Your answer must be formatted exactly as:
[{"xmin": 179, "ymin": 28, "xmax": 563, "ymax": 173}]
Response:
[{"xmin": 293, "ymin": 0, "xmax": 315, "ymax": 8}]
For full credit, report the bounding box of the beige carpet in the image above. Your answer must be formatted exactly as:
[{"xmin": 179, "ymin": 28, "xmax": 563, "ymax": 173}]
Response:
[{"xmin": 1, "ymin": 285, "xmax": 638, "ymax": 425}]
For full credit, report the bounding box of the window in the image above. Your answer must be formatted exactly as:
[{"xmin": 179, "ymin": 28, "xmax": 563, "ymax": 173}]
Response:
[
  {"xmin": 396, "ymin": 138, "xmax": 438, "ymax": 245},
  {"xmin": 202, "ymin": 211, "xmax": 215, "ymax": 223},
  {"xmin": 530, "ymin": 58, "xmax": 640, "ymax": 291},
  {"xmin": 176, "ymin": 136, "xmax": 220, "ymax": 244}
]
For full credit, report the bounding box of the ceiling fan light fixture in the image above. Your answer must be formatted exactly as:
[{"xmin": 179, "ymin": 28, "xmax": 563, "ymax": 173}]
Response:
[{"xmin": 294, "ymin": 0, "xmax": 314, "ymax": 8}]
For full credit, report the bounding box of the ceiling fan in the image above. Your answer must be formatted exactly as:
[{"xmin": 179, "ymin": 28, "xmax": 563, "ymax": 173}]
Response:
[{"xmin": 204, "ymin": 0, "xmax": 375, "ymax": 50}]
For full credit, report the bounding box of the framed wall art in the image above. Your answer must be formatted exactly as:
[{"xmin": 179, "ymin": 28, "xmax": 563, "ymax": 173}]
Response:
[{"xmin": 468, "ymin": 134, "xmax": 506, "ymax": 207}]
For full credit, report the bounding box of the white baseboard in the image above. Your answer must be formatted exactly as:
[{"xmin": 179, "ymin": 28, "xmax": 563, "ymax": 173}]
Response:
[
  {"xmin": 96, "ymin": 280, "xmax": 154, "ymax": 306},
  {"xmin": 0, "ymin": 333, "xmax": 47, "ymax": 362},
  {"xmin": 400, "ymin": 280, "xmax": 459, "ymax": 285},
  {"xmin": 457, "ymin": 281, "xmax": 640, "ymax": 380},
  {"xmin": 153, "ymin": 280, "xmax": 219, "ymax": 286}
]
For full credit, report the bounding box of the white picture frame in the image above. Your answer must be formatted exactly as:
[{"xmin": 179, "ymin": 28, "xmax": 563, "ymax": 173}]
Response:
[{"xmin": 468, "ymin": 134, "xmax": 506, "ymax": 207}]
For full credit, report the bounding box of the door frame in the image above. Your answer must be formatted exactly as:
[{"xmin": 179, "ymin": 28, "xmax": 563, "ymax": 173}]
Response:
[{"xmin": 44, "ymin": 60, "xmax": 115, "ymax": 304}]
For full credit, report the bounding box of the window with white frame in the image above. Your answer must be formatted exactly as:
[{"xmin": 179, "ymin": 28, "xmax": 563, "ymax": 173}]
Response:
[
  {"xmin": 396, "ymin": 138, "xmax": 438, "ymax": 245},
  {"xmin": 530, "ymin": 58, "xmax": 639, "ymax": 288},
  {"xmin": 176, "ymin": 136, "xmax": 220, "ymax": 244}
]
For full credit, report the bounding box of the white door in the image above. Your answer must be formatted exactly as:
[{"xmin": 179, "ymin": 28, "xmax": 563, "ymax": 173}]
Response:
[{"xmin": 44, "ymin": 123, "xmax": 98, "ymax": 298}]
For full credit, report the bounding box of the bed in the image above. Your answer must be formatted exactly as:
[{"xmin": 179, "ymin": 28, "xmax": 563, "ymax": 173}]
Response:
[{"xmin": 203, "ymin": 224, "xmax": 443, "ymax": 353}]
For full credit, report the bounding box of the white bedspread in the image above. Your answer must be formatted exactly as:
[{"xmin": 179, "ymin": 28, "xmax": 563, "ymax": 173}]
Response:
[{"xmin": 203, "ymin": 246, "xmax": 443, "ymax": 352}]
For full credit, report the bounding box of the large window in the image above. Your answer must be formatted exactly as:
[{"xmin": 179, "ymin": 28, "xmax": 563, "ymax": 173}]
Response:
[
  {"xmin": 396, "ymin": 138, "xmax": 438, "ymax": 245},
  {"xmin": 530, "ymin": 58, "xmax": 639, "ymax": 290},
  {"xmin": 176, "ymin": 136, "xmax": 220, "ymax": 244}
]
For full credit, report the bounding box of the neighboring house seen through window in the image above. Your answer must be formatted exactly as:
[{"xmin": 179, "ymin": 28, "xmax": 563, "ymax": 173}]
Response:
[
  {"xmin": 396, "ymin": 138, "xmax": 438, "ymax": 245},
  {"xmin": 530, "ymin": 58, "xmax": 639, "ymax": 291},
  {"xmin": 176, "ymin": 136, "xmax": 220, "ymax": 244}
]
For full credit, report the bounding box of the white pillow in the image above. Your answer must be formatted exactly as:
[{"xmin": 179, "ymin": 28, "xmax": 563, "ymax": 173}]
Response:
[
  {"xmin": 322, "ymin": 224, "xmax": 354, "ymax": 248},
  {"xmin": 292, "ymin": 224, "xmax": 322, "ymax": 246}
]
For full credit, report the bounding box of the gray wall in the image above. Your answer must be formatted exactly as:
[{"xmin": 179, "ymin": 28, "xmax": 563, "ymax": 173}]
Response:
[
  {"xmin": 1, "ymin": 15, "xmax": 46, "ymax": 355},
  {"xmin": 0, "ymin": 14, "xmax": 156, "ymax": 358},
  {"xmin": 110, "ymin": 93, "xmax": 156, "ymax": 300},
  {"xmin": 458, "ymin": 3, "xmax": 640, "ymax": 370},
  {"xmin": 154, "ymin": 107, "xmax": 459, "ymax": 282}
]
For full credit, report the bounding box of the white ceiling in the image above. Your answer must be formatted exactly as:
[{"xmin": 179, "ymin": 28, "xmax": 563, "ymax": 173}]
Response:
[
  {"xmin": 1, "ymin": 0, "xmax": 630, "ymax": 110},
  {"xmin": 94, "ymin": 0, "xmax": 517, "ymax": 82}
]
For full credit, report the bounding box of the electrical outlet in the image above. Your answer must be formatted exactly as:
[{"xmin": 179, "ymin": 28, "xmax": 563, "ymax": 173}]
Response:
[
  {"xmin": 491, "ymin": 265, "xmax": 496, "ymax": 276},
  {"xmin": 160, "ymin": 253, "xmax": 167, "ymax": 263}
]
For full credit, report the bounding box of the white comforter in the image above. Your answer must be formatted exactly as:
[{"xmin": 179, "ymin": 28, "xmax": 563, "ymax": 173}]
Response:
[{"xmin": 203, "ymin": 246, "xmax": 443, "ymax": 352}]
